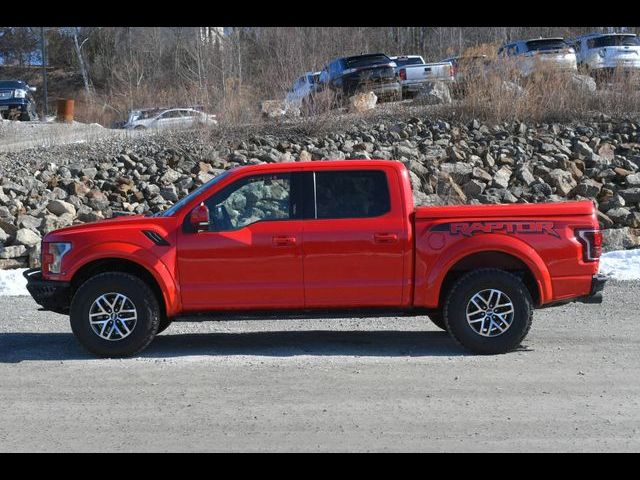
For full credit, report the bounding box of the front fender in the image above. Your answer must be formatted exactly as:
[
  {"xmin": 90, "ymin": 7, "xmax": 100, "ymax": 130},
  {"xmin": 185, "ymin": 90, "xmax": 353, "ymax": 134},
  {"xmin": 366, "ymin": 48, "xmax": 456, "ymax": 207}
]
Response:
[
  {"xmin": 416, "ymin": 233, "xmax": 553, "ymax": 308},
  {"xmin": 65, "ymin": 241, "xmax": 181, "ymax": 317}
]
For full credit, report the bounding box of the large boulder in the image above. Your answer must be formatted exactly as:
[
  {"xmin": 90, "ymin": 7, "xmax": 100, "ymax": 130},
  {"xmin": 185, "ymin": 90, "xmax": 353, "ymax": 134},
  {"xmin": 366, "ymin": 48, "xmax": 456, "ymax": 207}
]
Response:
[
  {"xmin": 570, "ymin": 73, "xmax": 597, "ymax": 94},
  {"xmin": 260, "ymin": 100, "xmax": 287, "ymax": 118},
  {"xmin": 413, "ymin": 82, "xmax": 452, "ymax": 105},
  {"xmin": 349, "ymin": 91, "xmax": 378, "ymax": 113}
]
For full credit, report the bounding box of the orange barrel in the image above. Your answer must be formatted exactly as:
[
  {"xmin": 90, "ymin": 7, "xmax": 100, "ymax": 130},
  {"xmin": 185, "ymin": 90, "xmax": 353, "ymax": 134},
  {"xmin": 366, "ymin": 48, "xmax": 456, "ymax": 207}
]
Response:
[{"xmin": 56, "ymin": 99, "xmax": 75, "ymax": 123}]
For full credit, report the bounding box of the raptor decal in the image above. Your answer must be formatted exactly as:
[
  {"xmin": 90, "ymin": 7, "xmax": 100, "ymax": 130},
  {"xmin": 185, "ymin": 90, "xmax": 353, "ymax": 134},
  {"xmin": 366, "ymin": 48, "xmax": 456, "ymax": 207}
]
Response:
[{"xmin": 432, "ymin": 221, "xmax": 560, "ymax": 239}]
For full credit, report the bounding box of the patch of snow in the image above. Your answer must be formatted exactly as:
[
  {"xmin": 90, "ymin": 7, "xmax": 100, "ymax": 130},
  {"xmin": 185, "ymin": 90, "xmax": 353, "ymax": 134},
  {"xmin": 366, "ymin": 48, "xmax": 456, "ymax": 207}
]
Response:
[
  {"xmin": 0, "ymin": 268, "xmax": 29, "ymax": 296},
  {"xmin": 599, "ymin": 249, "xmax": 640, "ymax": 281}
]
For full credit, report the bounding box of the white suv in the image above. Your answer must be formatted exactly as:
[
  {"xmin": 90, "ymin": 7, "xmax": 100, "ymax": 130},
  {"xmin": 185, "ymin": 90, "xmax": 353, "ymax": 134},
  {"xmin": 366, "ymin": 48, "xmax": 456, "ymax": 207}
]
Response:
[
  {"xmin": 571, "ymin": 32, "xmax": 640, "ymax": 74},
  {"xmin": 285, "ymin": 71, "xmax": 321, "ymax": 109},
  {"xmin": 497, "ymin": 38, "xmax": 577, "ymax": 77}
]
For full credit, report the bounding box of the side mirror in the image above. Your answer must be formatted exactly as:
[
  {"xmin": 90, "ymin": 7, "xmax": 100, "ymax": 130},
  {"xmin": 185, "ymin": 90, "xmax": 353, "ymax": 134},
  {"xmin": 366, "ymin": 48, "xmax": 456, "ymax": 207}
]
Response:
[{"xmin": 189, "ymin": 202, "xmax": 209, "ymax": 232}]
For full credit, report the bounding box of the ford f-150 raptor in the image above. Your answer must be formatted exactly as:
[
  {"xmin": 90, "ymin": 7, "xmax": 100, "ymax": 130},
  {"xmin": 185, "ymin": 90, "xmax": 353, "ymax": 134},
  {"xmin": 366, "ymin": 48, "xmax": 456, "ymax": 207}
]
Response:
[{"xmin": 24, "ymin": 160, "xmax": 606, "ymax": 357}]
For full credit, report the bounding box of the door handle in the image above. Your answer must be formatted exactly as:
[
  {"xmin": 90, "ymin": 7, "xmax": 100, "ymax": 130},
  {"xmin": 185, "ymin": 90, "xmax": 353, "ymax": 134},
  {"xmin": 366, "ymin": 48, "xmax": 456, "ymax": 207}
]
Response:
[
  {"xmin": 272, "ymin": 235, "xmax": 297, "ymax": 247},
  {"xmin": 374, "ymin": 233, "xmax": 398, "ymax": 244}
]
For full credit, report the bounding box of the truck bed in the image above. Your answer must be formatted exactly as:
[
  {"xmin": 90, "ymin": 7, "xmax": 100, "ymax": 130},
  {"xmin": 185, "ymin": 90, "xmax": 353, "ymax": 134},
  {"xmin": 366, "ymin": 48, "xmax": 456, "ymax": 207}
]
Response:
[{"xmin": 415, "ymin": 200, "xmax": 594, "ymax": 219}]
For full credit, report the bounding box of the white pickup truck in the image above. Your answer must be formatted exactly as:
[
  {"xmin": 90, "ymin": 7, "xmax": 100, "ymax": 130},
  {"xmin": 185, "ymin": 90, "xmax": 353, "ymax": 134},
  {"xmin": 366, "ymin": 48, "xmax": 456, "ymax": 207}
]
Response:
[{"xmin": 390, "ymin": 55, "xmax": 454, "ymax": 98}]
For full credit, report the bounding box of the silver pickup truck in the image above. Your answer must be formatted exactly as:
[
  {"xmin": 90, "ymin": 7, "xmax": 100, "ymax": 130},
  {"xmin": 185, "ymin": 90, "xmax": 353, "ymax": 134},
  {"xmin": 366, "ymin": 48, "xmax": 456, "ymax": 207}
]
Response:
[{"xmin": 390, "ymin": 55, "xmax": 454, "ymax": 98}]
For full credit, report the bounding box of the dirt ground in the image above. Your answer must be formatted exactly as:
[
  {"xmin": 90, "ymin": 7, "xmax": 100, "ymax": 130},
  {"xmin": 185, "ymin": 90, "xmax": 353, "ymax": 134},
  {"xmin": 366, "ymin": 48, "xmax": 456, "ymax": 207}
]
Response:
[{"xmin": 1, "ymin": 281, "xmax": 639, "ymax": 452}]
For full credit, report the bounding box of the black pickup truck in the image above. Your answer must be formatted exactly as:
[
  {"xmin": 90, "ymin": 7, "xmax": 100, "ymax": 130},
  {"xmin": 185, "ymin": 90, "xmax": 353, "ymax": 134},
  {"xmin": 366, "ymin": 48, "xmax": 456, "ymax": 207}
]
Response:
[
  {"xmin": 0, "ymin": 80, "xmax": 38, "ymax": 121},
  {"xmin": 318, "ymin": 53, "xmax": 402, "ymax": 102}
]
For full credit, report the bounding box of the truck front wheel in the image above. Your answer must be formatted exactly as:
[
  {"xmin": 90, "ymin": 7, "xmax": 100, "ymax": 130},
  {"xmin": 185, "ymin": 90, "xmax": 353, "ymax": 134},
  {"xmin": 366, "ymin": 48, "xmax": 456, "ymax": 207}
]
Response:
[
  {"xmin": 70, "ymin": 272, "xmax": 161, "ymax": 357},
  {"xmin": 428, "ymin": 312, "xmax": 446, "ymax": 330},
  {"xmin": 443, "ymin": 269, "xmax": 533, "ymax": 354}
]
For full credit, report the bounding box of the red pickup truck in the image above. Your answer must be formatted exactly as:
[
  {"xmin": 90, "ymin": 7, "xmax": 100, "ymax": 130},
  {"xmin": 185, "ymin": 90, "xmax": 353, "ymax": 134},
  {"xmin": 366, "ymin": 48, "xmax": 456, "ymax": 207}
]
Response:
[{"xmin": 24, "ymin": 160, "xmax": 606, "ymax": 357}]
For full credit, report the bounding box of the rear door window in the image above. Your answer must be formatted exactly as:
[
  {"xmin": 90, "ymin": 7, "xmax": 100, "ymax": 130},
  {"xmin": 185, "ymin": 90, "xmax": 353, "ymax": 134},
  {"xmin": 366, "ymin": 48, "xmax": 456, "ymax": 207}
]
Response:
[{"xmin": 312, "ymin": 170, "xmax": 390, "ymax": 219}]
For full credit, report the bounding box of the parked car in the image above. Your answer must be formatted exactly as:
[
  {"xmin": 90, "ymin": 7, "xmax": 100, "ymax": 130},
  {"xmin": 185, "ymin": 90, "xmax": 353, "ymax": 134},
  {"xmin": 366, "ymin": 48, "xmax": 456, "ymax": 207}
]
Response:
[
  {"xmin": 0, "ymin": 80, "xmax": 38, "ymax": 121},
  {"xmin": 25, "ymin": 160, "xmax": 606, "ymax": 358},
  {"xmin": 440, "ymin": 54, "xmax": 492, "ymax": 97},
  {"xmin": 284, "ymin": 71, "xmax": 321, "ymax": 111},
  {"xmin": 318, "ymin": 53, "xmax": 402, "ymax": 103},
  {"xmin": 571, "ymin": 32, "xmax": 640, "ymax": 77},
  {"xmin": 390, "ymin": 55, "xmax": 454, "ymax": 98},
  {"xmin": 123, "ymin": 107, "xmax": 217, "ymax": 130},
  {"xmin": 497, "ymin": 38, "xmax": 577, "ymax": 77}
]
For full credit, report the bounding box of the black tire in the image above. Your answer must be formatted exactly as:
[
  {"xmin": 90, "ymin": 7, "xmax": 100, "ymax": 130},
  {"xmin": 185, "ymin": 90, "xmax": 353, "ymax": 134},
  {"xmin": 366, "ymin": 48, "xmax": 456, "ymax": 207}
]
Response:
[
  {"xmin": 428, "ymin": 312, "xmax": 446, "ymax": 330},
  {"xmin": 443, "ymin": 269, "xmax": 533, "ymax": 355},
  {"xmin": 157, "ymin": 317, "xmax": 173, "ymax": 334},
  {"xmin": 70, "ymin": 272, "xmax": 160, "ymax": 357}
]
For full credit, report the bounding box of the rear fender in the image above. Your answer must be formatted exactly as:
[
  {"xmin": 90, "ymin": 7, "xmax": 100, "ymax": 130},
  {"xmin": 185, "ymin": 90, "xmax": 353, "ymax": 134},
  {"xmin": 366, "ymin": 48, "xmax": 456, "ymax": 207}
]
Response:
[{"xmin": 416, "ymin": 234, "xmax": 552, "ymax": 308}]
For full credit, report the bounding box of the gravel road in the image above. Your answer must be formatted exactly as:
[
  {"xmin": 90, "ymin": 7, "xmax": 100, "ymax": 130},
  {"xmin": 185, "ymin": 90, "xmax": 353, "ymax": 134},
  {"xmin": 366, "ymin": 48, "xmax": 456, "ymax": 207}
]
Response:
[{"xmin": 1, "ymin": 281, "xmax": 639, "ymax": 452}]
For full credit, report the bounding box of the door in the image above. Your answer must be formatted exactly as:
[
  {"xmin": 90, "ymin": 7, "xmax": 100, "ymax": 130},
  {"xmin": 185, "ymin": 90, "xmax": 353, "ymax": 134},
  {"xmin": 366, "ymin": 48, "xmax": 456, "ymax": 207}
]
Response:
[
  {"xmin": 177, "ymin": 172, "xmax": 304, "ymax": 311},
  {"xmin": 301, "ymin": 168, "xmax": 409, "ymax": 308}
]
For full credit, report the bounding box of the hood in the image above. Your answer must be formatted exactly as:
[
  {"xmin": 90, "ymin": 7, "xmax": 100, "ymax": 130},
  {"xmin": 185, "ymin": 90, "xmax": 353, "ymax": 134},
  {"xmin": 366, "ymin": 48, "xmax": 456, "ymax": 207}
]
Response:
[{"xmin": 43, "ymin": 214, "xmax": 172, "ymax": 242}]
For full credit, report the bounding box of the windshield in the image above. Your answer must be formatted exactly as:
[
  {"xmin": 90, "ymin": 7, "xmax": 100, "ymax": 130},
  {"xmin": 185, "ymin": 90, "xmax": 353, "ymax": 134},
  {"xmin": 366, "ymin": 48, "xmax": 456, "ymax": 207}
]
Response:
[
  {"xmin": 345, "ymin": 54, "xmax": 391, "ymax": 68},
  {"xmin": 589, "ymin": 35, "xmax": 640, "ymax": 48},
  {"xmin": 393, "ymin": 57, "xmax": 424, "ymax": 67},
  {"xmin": 156, "ymin": 169, "xmax": 232, "ymax": 217},
  {"xmin": 525, "ymin": 39, "xmax": 569, "ymax": 51}
]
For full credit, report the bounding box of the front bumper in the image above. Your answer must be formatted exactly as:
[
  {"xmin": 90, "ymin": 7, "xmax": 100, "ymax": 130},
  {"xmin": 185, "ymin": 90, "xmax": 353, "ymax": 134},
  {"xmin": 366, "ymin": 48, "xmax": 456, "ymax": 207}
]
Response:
[
  {"xmin": 23, "ymin": 268, "xmax": 71, "ymax": 314},
  {"xmin": 576, "ymin": 274, "xmax": 608, "ymax": 304},
  {"xmin": 0, "ymin": 102, "xmax": 28, "ymax": 118}
]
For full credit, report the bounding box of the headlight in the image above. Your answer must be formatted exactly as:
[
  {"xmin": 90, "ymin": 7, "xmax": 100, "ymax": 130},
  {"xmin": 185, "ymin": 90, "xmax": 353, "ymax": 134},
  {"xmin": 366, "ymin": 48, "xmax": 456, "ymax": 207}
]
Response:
[
  {"xmin": 44, "ymin": 242, "xmax": 72, "ymax": 274},
  {"xmin": 13, "ymin": 89, "xmax": 27, "ymax": 98}
]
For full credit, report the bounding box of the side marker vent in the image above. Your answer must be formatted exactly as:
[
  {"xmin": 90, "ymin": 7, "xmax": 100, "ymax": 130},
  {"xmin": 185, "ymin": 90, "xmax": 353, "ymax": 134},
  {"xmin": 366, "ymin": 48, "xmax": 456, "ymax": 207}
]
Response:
[{"xmin": 143, "ymin": 230, "xmax": 170, "ymax": 246}]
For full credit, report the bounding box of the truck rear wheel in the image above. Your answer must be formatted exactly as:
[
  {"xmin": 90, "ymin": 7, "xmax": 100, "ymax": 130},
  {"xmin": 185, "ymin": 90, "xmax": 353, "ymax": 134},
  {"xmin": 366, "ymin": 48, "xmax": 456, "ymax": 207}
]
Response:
[
  {"xmin": 70, "ymin": 272, "xmax": 160, "ymax": 357},
  {"xmin": 443, "ymin": 269, "xmax": 533, "ymax": 354}
]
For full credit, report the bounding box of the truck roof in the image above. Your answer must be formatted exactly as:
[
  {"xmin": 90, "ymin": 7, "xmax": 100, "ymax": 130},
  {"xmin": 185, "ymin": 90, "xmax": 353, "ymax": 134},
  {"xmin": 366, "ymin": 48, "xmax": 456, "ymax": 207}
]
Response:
[
  {"xmin": 227, "ymin": 160, "xmax": 406, "ymax": 176},
  {"xmin": 0, "ymin": 80, "xmax": 29, "ymax": 89}
]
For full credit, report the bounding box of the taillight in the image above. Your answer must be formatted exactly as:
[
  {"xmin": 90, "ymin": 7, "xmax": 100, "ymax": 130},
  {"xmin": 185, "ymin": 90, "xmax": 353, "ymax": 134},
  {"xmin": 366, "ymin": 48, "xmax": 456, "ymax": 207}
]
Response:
[
  {"xmin": 399, "ymin": 68, "xmax": 406, "ymax": 81},
  {"xmin": 576, "ymin": 229, "xmax": 602, "ymax": 262}
]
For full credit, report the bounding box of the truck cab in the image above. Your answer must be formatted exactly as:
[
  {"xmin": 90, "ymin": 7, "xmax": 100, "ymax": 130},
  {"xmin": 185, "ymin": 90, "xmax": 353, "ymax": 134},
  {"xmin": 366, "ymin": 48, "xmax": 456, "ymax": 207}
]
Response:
[{"xmin": 25, "ymin": 161, "xmax": 606, "ymax": 357}]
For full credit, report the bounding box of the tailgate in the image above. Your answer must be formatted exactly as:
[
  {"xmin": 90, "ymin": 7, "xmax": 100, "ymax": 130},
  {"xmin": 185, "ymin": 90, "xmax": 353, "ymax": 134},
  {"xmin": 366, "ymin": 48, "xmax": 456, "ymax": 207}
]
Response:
[{"xmin": 405, "ymin": 63, "xmax": 452, "ymax": 82}]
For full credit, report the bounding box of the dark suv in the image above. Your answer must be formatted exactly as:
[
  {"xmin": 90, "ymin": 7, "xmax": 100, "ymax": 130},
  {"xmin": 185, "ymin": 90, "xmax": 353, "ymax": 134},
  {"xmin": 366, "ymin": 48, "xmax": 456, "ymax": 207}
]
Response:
[
  {"xmin": 0, "ymin": 80, "xmax": 38, "ymax": 121},
  {"xmin": 318, "ymin": 53, "xmax": 402, "ymax": 102}
]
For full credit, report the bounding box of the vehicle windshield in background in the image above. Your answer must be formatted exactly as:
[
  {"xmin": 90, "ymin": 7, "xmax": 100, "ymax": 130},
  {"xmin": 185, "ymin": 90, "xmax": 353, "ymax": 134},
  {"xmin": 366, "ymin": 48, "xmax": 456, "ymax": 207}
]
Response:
[
  {"xmin": 393, "ymin": 57, "xmax": 423, "ymax": 67},
  {"xmin": 525, "ymin": 39, "xmax": 569, "ymax": 51},
  {"xmin": 157, "ymin": 170, "xmax": 232, "ymax": 217},
  {"xmin": 589, "ymin": 35, "xmax": 640, "ymax": 48},
  {"xmin": 345, "ymin": 54, "xmax": 392, "ymax": 68}
]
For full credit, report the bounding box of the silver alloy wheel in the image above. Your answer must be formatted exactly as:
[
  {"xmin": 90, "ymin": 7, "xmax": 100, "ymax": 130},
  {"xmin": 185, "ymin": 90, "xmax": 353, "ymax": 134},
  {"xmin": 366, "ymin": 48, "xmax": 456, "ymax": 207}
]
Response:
[
  {"xmin": 466, "ymin": 289, "xmax": 515, "ymax": 337},
  {"xmin": 89, "ymin": 293, "xmax": 138, "ymax": 341}
]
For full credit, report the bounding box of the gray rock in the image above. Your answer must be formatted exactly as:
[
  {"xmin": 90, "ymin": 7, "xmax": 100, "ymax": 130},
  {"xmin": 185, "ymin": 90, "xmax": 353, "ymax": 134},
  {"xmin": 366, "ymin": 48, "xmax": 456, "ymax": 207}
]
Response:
[
  {"xmin": 548, "ymin": 169, "xmax": 577, "ymax": 196},
  {"xmin": 492, "ymin": 166, "xmax": 512, "ymax": 190},
  {"xmin": 0, "ymin": 245, "xmax": 28, "ymax": 259},
  {"xmin": 463, "ymin": 179, "xmax": 486, "ymax": 198},
  {"xmin": 15, "ymin": 228, "xmax": 41, "ymax": 247},
  {"xmin": 602, "ymin": 227, "xmax": 640, "ymax": 252},
  {"xmin": 47, "ymin": 199, "xmax": 76, "ymax": 216}
]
